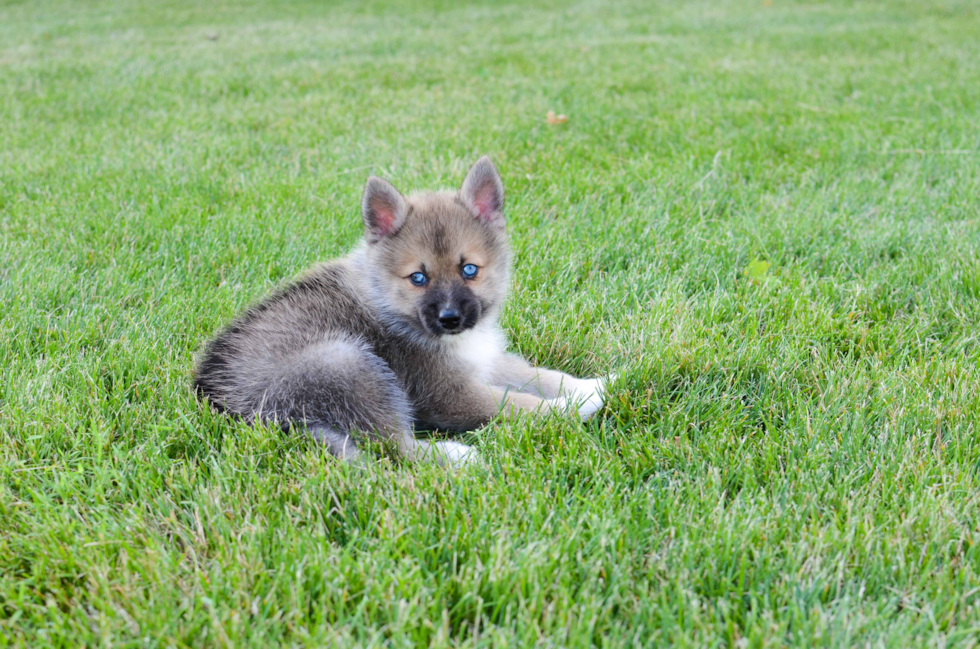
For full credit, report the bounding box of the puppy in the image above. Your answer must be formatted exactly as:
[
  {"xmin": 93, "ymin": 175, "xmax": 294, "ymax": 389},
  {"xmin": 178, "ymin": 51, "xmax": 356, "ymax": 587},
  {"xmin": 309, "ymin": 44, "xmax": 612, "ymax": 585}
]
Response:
[{"xmin": 194, "ymin": 156, "xmax": 613, "ymax": 465}]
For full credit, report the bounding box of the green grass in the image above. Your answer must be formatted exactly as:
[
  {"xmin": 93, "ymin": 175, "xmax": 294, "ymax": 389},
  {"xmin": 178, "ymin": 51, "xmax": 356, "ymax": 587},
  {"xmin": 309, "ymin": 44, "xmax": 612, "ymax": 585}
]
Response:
[{"xmin": 2, "ymin": 0, "xmax": 980, "ymax": 645}]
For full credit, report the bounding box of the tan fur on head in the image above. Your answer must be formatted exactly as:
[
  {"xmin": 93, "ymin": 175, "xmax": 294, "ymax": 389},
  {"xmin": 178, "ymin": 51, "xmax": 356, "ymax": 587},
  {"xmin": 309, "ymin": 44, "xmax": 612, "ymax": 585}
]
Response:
[
  {"xmin": 356, "ymin": 157, "xmax": 510, "ymax": 341},
  {"xmin": 363, "ymin": 187, "xmax": 511, "ymax": 340}
]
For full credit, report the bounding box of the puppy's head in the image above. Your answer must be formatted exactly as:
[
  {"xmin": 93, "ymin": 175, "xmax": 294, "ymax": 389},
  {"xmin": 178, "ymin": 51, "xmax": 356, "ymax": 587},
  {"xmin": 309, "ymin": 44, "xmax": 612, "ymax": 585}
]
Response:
[{"xmin": 360, "ymin": 156, "xmax": 510, "ymax": 339}]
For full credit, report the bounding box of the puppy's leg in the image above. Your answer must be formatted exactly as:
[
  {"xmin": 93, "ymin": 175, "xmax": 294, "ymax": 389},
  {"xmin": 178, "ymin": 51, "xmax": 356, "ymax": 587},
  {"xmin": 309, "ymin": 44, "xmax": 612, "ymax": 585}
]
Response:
[
  {"xmin": 489, "ymin": 354, "xmax": 597, "ymax": 398},
  {"xmin": 265, "ymin": 338, "xmax": 477, "ymax": 467},
  {"xmin": 251, "ymin": 336, "xmax": 422, "ymax": 462},
  {"xmin": 489, "ymin": 354, "xmax": 614, "ymax": 420},
  {"xmin": 401, "ymin": 437, "xmax": 478, "ymax": 467},
  {"xmin": 416, "ymin": 383, "xmax": 569, "ymax": 433},
  {"xmin": 489, "ymin": 387, "xmax": 561, "ymax": 418}
]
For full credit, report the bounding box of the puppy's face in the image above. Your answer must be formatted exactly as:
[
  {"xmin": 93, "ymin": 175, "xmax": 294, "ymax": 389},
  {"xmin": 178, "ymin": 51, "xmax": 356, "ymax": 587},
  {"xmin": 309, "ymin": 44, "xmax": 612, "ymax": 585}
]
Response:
[{"xmin": 361, "ymin": 157, "xmax": 510, "ymax": 339}]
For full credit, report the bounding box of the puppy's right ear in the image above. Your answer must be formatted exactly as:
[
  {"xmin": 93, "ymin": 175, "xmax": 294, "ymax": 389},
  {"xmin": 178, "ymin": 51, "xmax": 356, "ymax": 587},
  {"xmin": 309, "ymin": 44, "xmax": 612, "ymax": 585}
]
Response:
[
  {"xmin": 361, "ymin": 176, "xmax": 408, "ymax": 243},
  {"xmin": 460, "ymin": 156, "xmax": 505, "ymax": 227}
]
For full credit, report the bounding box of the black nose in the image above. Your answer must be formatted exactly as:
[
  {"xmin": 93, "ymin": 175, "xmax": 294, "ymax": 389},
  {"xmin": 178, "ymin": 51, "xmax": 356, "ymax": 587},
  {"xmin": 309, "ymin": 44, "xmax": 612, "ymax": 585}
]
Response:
[{"xmin": 438, "ymin": 308, "xmax": 462, "ymax": 330}]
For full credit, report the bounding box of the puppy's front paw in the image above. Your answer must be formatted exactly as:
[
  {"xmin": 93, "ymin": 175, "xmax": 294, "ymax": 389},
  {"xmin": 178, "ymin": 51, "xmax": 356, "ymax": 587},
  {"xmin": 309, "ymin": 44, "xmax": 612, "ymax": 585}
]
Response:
[
  {"xmin": 567, "ymin": 374, "xmax": 618, "ymax": 421},
  {"xmin": 574, "ymin": 374, "xmax": 616, "ymax": 398},
  {"xmin": 575, "ymin": 391, "xmax": 605, "ymax": 421},
  {"xmin": 549, "ymin": 374, "xmax": 615, "ymax": 422}
]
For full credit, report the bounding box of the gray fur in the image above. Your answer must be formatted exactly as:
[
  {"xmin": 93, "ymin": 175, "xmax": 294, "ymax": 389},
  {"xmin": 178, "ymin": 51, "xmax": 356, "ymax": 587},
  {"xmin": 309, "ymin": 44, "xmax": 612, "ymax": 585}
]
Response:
[{"xmin": 194, "ymin": 157, "xmax": 609, "ymax": 465}]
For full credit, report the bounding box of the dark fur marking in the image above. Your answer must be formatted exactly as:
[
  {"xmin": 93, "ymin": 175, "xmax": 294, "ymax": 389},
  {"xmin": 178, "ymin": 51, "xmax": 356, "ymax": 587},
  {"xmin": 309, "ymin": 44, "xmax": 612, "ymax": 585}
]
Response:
[{"xmin": 433, "ymin": 225, "xmax": 448, "ymax": 257}]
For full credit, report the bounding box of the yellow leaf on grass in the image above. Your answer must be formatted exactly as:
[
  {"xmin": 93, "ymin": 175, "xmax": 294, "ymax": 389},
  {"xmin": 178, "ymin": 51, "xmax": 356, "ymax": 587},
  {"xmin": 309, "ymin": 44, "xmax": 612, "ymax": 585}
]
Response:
[
  {"xmin": 745, "ymin": 258, "xmax": 771, "ymax": 281},
  {"xmin": 546, "ymin": 111, "xmax": 568, "ymax": 124}
]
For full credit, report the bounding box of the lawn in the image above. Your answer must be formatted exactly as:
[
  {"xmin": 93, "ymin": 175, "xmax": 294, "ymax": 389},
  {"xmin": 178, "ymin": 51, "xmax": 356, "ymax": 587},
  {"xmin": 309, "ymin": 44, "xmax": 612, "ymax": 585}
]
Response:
[{"xmin": 2, "ymin": 0, "xmax": 980, "ymax": 646}]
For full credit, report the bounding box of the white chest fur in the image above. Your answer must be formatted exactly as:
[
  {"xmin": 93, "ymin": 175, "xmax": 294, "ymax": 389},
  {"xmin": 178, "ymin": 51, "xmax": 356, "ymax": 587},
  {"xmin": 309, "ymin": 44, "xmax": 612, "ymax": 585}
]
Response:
[{"xmin": 442, "ymin": 325, "xmax": 505, "ymax": 382}]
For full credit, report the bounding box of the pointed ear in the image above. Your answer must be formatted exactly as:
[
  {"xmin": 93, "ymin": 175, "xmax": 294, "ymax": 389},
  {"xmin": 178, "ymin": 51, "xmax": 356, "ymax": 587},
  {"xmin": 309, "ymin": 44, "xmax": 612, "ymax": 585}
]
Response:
[
  {"xmin": 460, "ymin": 156, "xmax": 505, "ymax": 227},
  {"xmin": 361, "ymin": 176, "xmax": 408, "ymax": 243}
]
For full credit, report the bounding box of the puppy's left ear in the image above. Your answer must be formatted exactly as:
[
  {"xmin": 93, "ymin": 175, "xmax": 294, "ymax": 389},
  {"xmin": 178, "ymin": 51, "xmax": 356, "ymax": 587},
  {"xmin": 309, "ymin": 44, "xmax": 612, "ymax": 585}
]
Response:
[
  {"xmin": 362, "ymin": 176, "xmax": 408, "ymax": 243},
  {"xmin": 460, "ymin": 156, "xmax": 505, "ymax": 227}
]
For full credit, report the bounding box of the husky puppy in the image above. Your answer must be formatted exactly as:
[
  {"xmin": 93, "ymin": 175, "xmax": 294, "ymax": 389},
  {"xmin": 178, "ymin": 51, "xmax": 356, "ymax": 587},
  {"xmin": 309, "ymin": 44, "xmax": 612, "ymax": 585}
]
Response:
[{"xmin": 194, "ymin": 157, "xmax": 613, "ymax": 466}]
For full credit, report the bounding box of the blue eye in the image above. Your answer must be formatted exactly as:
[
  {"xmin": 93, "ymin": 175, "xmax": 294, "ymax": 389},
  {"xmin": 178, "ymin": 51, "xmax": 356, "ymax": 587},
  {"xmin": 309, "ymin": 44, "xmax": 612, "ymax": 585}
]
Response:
[
  {"xmin": 409, "ymin": 272, "xmax": 428, "ymax": 286},
  {"xmin": 461, "ymin": 264, "xmax": 478, "ymax": 279}
]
